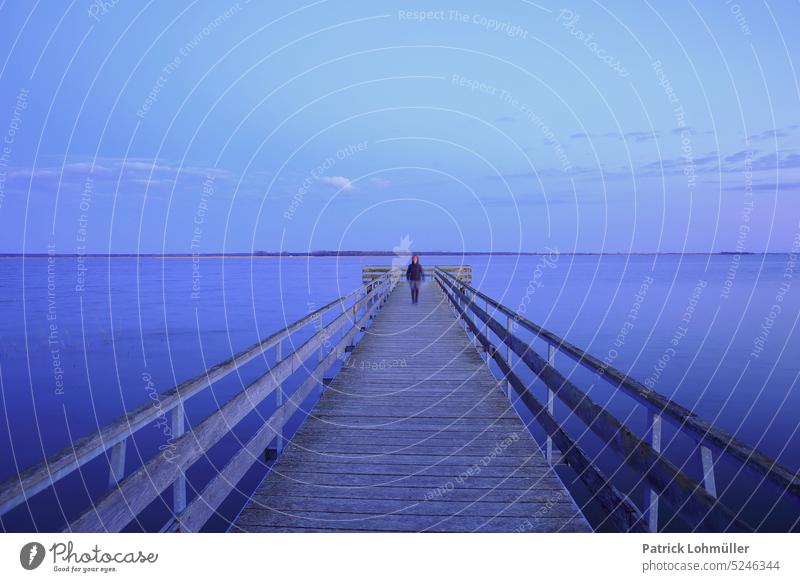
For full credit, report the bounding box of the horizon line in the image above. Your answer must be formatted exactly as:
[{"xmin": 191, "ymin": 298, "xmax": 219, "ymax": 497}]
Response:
[{"xmin": 0, "ymin": 250, "xmax": 783, "ymax": 258}]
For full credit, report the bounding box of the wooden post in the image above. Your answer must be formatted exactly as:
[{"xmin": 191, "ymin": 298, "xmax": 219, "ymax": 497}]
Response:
[
  {"xmin": 107, "ymin": 439, "xmax": 127, "ymax": 489},
  {"xmin": 646, "ymin": 411, "xmax": 662, "ymax": 532},
  {"xmin": 274, "ymin": 341, "xmax": 285, "ymax": 454},
  {"xmin": 468, "ymin": 290, "xmax": 477, "ymax": 347},
  {"xmin": 546, "ymin": 343, "xmax": 556, "ymax": 464},
  {"xmin": 700, "ymin": 445, "xmax": 717, "ymax": 497},
  {"xmin": 172, "ymin": 405, "xmax": 186, "ymax": 514},
  {"xmin": 506, "ymin": 315, "xmax": 513, "ymax": 398}
]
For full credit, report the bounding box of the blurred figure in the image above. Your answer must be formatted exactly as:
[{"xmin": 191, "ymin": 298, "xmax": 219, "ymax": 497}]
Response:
[{"xmin": 406, "ymin": 255, "xmax": 424, "ymax": 304}]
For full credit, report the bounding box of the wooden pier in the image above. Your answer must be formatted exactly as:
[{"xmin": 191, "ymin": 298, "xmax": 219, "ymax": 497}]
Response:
[
  {"xmin": 233, "ymin": 280, "xmax": 588, "ymax": 532},
  {"xmin": 1, "ymin": 265, "xmax": 799, "ymax": 533}
]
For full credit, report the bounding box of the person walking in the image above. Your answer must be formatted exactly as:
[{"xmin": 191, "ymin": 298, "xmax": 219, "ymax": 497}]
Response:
[{"xmin": 406, "ymin": 255, "xmax": 424, "ymax": 304}]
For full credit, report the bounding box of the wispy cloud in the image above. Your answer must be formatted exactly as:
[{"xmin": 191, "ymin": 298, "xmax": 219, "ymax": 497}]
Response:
[
  {"xmin": 369, "ymin": 177, "xmax": 391, "ymax": 188},
  {"xmin": 723, "ymin": 180, "xmax": 800, "ymax": 192},
  {"xmin": 623, "ymin": 130, "xmax": 660, "ymax": 142},
  {"xmin": 3, "ymin": 156, "xmax": 234, "ymax": 201},
  {"xmin": 568, "ymin": 130, "xmax": 660, "ymax": 142},
  {"xmin": 751, "ymin": 151, "xmax": 800, "ymax": 171},
  {"xmin": 316, "ymin": 175, "xmax": 353, "ymax": 191},
  {"xmin": 9, "ymin": 157, "xmax": 231, "ymax": 182},
  {"xmin": 748, "ymin": 128, "xmax": 789, "ymax": 142}
]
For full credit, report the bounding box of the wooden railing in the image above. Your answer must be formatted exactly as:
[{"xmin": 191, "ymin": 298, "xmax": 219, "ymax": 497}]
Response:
[
  {"xmin": 0, "ymin": 273, "xmax": 396, "ymax": 532},
  {"xmin": 362, "ymin": 263, "xmax": 471, "ymax": 285},
  {"xmin": 434, "ymin": 267, "xmax": 800, "ymax": 532}
]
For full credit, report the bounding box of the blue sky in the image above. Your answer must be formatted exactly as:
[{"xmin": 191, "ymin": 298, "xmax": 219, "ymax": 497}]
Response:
[{"xmin": 0, "ymin": 0, "xmax": 798, "ymax": 253}]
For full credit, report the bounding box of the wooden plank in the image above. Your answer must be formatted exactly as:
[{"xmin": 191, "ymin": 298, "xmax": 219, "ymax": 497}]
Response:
[
  {"xmin": 274, "ymin": 452, "xmax": 550, "ymax": 468},
  {"xmin": 234, "ymin": 511, "xmax": 588, "ymax": 533},
  {"xmin": 251, "ymin": 496, "xmax": 582, "ymax": 518},
  {"xmin": 273, "ymin": 460, "xmax": 554, "ymax": 478},
  {"xmin": 249, "ymin": 481, "xmax": 572, "ymax": 503}
]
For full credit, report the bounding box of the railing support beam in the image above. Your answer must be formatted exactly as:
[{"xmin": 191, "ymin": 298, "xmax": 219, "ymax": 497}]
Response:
[
  {"xmin": 107, "ymin": 439, "xmax": 127, "ymax": 489},
  {"xmin": 506, "ymin": 315, "xmax": 513, "ymax": 398},
  {"xmin": 273, "ymin": 341, "xmax": 285, "ymax": 455},
  {"xmin": 172, "ymin": 406, "xmax": 186, "ymax": 515},
  {"xmin": 546, "ymin": 343, "xmax": 556, "ymax": 465},
  {"xmin": 700, "ymin": 445, "xmax": 717, "ymax": 498},
  {"xmin": 646, "ymin": 412, "xmax": 662, "ymax": 532}
]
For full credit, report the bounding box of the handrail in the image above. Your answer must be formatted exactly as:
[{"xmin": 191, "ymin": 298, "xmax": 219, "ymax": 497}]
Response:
[
  {"xmin": 435, "ymin": 269, "xmax": 768, "ymax": 532},
  {"xmin": 362, "ymin": 264, "xmax": 472, "ymax": 284},
  {"xmin": 0, "ymin": 272, "xmax": 394, "ymax": 528},
  {"xmin": 169, "ymin": 291, "xmax": 380, "ymax": 532},
  {"xmin": 66, "ymin": 273, "xmax": 395, "ymax": 532},
  {"xmin": 437, "ymin": 275, "xmax": 646, "ymax": 532},
  {"xmin": 435, "ymin": 268, "xmax": 800, "ymax": 507}
]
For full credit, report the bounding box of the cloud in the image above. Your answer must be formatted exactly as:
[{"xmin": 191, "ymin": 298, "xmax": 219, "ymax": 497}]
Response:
[
  {"xmin": 369, "ymin": 177, "xmax": 391, "ymax": 188},
  {"xmin": 724, "ymin": 150, "xmax": 754, "ymax": 163},
  {"xmin": 2, "ymin": 156, "xmax": 234, "ymax": 202},
  {"xmin": 316, "ymin": 175, "xmax": 353, "ymax": 191},
  {"xmin": 724, "ymin": 180, "xmax": 800, "ymax": 192},
  {"xmin": 748, "ymin": 128, "xmax": 789, "ymax": 141},
  {"xmin": 9, "ymin": 157, "xmax": 232, "ymax": 181},
  {"xmin": 623, "ymin": 130, "xmax": 660, "ymax": 142},
  {"xmin": 750, "ymin": 151, "xmax": 800, "ymax": 171},
  {"xmin": 569, "ymin": 130, "xmax": 660, "ymax": 142}
]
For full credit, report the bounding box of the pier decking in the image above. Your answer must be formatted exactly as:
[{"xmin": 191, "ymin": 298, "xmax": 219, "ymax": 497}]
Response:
[{"xmin": 233, "ymin": 281, "xmax": 589, "ymax": 532}]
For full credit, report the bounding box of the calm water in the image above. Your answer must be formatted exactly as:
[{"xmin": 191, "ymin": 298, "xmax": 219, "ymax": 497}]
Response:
[{"xmin": 1, "ymin": 254, "xmax": 798, "ymax": 531}]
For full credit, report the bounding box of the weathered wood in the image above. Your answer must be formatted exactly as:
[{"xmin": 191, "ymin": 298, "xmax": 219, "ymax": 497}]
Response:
[
  {"xmin": 249, "ymin": 481, "xmax": 571, "ymax": 505},
  {"xmin": 107, "ymin": 439, "xmax": 127, "ymax": 489},
  {"xmin": 362, "ymin": 264, "xmax": 472, "ymax": 284},
  {"xmin": 701, "ymin": 446, "xmax": 717, "ymax": 498},
  {"xmin": 439, "ymin": 276, "xmax": 646, "ymax": 532},
  {"xmin": 546, "ymin": 343, "xmax": 556, "ymax": 464},
  {"xmin": 65, "ymin": 278, "xmax": 393, "ymax": 532},
  {"xmin": 171, "ymin": 406, "xmax": 186, "ymax": 514},
  {"xmin": 248, "ymin": 496, "xmax": 581, "ymax": 518},
  {"xmin": 0, "ymin": 274, "xmax": 390, "ymax": 517},
  {"xmin": 234, "ymin": 511, "xmax": 587, "ymax": 533},
  {"xmin": 439, "ymin": 272, "xmax": 751, "ymax": 532},
  {"xmin": 273, "ymin": 341, "xmax": 285, "ymax": 454},
  {"xmin": 646, "ymin": 412, "xmax": 662, "ymax": 532},
  {"xmin": 235, "ymin": 281, "xmax": 590, "ymax": 533},
  {"xmin": 436, "ymin": 269, "xmax": 800, "ymax": 505},
  {"xmin": 170, "ymin": 296, "xmax": 383, "ymax": 532}
]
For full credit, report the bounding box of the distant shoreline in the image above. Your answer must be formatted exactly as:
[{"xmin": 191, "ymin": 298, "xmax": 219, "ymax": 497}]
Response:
[{"xmin": 0, "ymin": 251, "xmax": 776, "ymax": 258}]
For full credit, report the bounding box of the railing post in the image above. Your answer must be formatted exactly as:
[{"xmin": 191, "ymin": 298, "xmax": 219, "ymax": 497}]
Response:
[
  {"xmin": 645, "ymin": 411, "xmax": 662, "ymax": 532},
  {"xmin": 274, "ymin": 340, "xmax": 285, "ymax": 454},
  {"xmin": 546, "ymin": 343, "xmax": 556, "ymax": 464},
  {"xmin": 506, "ymin": 315, "xmax": 513, "ymax": 398},
  {"xmin": 172, "ymin": 405, "xmax": 186, "ymax": 514},
  {"xmin": 700, "ymin": 445, "xmax": 717, "ymax": 497},
  {"xmin": 466, "ymin": 288, "xmax": 477, "ymax": 346},
  {"xmin": 107, "ymin": 438, "xmax": 127, "ymax": 489}
]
